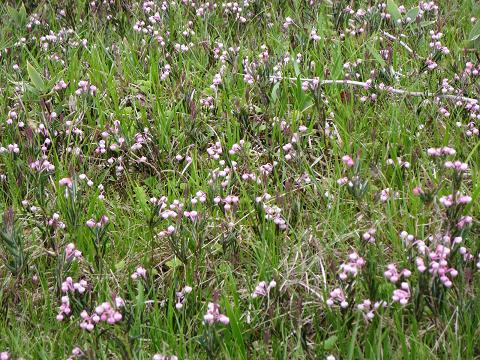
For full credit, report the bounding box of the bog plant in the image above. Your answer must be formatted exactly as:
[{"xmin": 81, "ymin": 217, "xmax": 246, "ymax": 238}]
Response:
[{"xmin": 0, "ymin": 0, "xmax": 479, "ymax": 359}]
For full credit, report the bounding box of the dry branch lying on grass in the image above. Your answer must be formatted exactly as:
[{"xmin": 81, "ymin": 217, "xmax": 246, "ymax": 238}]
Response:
[
  {"xmin": 382, "ymin": 31, "xmax": 414, "ymax": 54},
  {"xmin": 269, "ymin": 76, "xmax": 479, "ymax": 103}
]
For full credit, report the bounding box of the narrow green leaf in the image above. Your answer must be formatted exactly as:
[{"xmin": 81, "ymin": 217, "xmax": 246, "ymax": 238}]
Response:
[
  {"xmin": 115, "ymin": 260, "xmax": 126, "ymax": 271},
  {"xmin": 347, "ymin": 320, "xmax": 360, "ymax": 360},
  {"xmin": 131, "ymin": 281, "xmax": 145, "ymax": 337},
  {"xmin": 271, "ymin": 81, "xmax": 280, "ymax": 103},
  {"xmin": 323, "ymin": 335, "xmax": 338, "ymax": 350},
  {"xmin": 165, "ymin": 257, "xmax": 182, "ymax": 269},
  {"xmin": 224, "ymin": 300, "xmax": 247, "ymax": 359},
  {"xmin": 468, "ymin": 21, "xmax": 480, "ymax": 42},
  {"xmin": 134, "ymin": 185, "xmax": 149, "ymax": 216},
  {"xmin": 368, "ymin": 44, "xmax": 387, "ymax": 68},
  {"xmin": 293, "ymin": 60, "xmax": 301, "ymax": 77},
  {"xmin": 27, "ymin": 61, "xmax": 46, "ymax": 92},
  {"xmin": 405, "ymin": 7, "xmax": 419, "ymax": 23},
  {"xmin": 18, "ymin": 3, "xmax": 27, "ymax": 25},
  {"xmin": 387, "ymin": 0, "xmax": 402, "ymax": 23}
]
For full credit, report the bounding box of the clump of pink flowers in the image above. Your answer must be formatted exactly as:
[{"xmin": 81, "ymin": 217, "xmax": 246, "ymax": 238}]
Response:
[
  {"xmin": 86, "ymin": 215, "xmax": 109, "ymax": 228},
  {"xmin": 427, "ymin": 245, "xmax": 458, "ymax": 288},
  {"xmin": 175, "ymin": 285, "xmax": 193, "ymax": 309},
  {"xmin": 341, "ymin": 155, "xmax": 355, "ymax": 167},
  {"xmin": 203, "ymin": 301, "xmax": 229, "ymax": 325},
  {"xmin": 392, "ymin": 282, "xmax": 411, "ymax": 305},
  {"xmin": 384, "ymin": 264, "xmax": 411, "ymax": 283},
  {"xmin": 48, "ymin": 213, "xmax": 66, "ymax": 230},
  {"xmin": 53, "ymin": 79, "xmax": 67, "ymax": 91},
  {"xmin": 357, "ymin": 299, "xmax": 387, "ymax": 321},
  {"xmin": 362, "ymin": 228, "xmax": 376, "ymax": 243},
  {"xmin": 444, "ymin": 160, "xmax": 469, "ymax": 172},
  {"xmin": 56, "ymin": 295, "xmax": 71, "ymax": 321},
  {"xmin": 339, "ymin": 252, "xmax": 365, "ymax": 280},
  {"xmin": 131, "ymin": 267, "xmax": 147, "ymax": 280},
  {"xmin": 153, "ymin": 355, "xmax": 178, "ymax": 360},
  {"xmin": 206, "ymin": 142, "xmax": 223, "ymax": 160},
  {"xmin": 80, "ymin": 297, "xmax": 125, "ymax": 331},
  {"xmin": 439, "ymin": 193, "xmax": 472, "ymax": 207},
  {"xmin": 75, "ymin": 80, "xmax": 96, "ymax": 96},
  {"xmin": 251, "ymin": 279, "xmax": 276, "ymax": 298},
  {"xmin": 326, "ymin": 288, "xmax": 348, "ymax": 308},
  {"xmin": 65, "ymin": 243, "xmax": 82, "ymax": 261},
  {"xmin": 427, "ymin": 146, "xmax": 456, "ymax": 157},
  {"xmin": 61, "ymin": 277, "xmax": 88, "ymax": 294}
]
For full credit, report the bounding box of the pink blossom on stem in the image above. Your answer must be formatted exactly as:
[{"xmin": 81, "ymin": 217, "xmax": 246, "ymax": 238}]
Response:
[
  {"xmin": 131, "ymin": 267, "xmax": 147, "ymax": 280},
  {"xmin": 326, "ymin": 288, "xmax": 348, "ymax": 308},
  {"xmin": 203, "ymin": 301, "xmax": 229, "ymax": 325},
  {"xmin": 251, "ymin": 280, "xmax": 276, "ymax": 298},
  {"xmin": 341, "ymin": 155, "xmax": 354, "ymax": 167},
  {"xmin": 392, "ymin": 282, "xmax": 410, "ymax": 305},
  {"xmin": 339, "ymin": 252, "xmax": 365, "ymax": 280},
  {"xmin": 153, "ymin": 355, "xmax": 178, "ymax": 360}
]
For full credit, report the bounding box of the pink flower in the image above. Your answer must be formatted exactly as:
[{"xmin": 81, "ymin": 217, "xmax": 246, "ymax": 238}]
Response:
[
  {"xmin": 153, "ymin": 355, "xmax": 178, "ymax": 360},
  {"xmin": 67, "ymin": 347, "xmax": 84, "ymax": 360},
  {"xmin": 56, "ymin": 295, "xmax": 71, "ymax": 321},
  {"xmin": 326, "ymin": 288, "xmax": 348, "ymax": 308},
  {"xmin": 175, "ymin": 285, "xmax": 193, "ymax": 309},
  {"xmin": 362, "ymin": 229, "xmax": 376, "ymax": 243},
  {"xmin": 131, "ymin": 267, "xmax": 147, "ymax": 280},
  {"xmin": 59, "ymin": 177, "xmax": 73, "ymax": 187},
  {"xmin": 86, "ymin": 219, "xmax": 96, "ymax": 228},
  {"xmin": 427, "ymin": 245, "xmax": 458, "ymax": 287},
  {"xmin": 115, "ymin": 296, "xmax": 125, "ymax": 308},
  {"xmin": 392, "ymin": 282, "xmax": 410, "ymax": 305},
  {"xmin": 444, "ymin": 160, "xmax": 469, "ymax": 172},
  {"xmin": 80, "ymin": 300, "xmax": 123, "ymax": 331},
  {"xmin": 412, "ymin": 187, "xmax": 424, "ymax": 196},
  {"xmin": 86, "ymin": 215, "xmax": 109, "ymax": 228},
  {"xmin": 337, "ymin": 177, "xmax": 349, "ymax": 186},
  {"xmin": 357, "ymin": 299, "xmax": 387, "ymax": 320},
  {"xmin": 203, "ymin": 301, "xmax": 229, "ymax": 325},
  {"xmin": 457, "ymin": 215, "xmax": 473, "ymax": 229},
  {"xmin": 339, "ymin": 252, "xmax": 365, "ymax": 280},
  {"xmin": 416, "ymin": 257, "xmax": 427, "ymax": 272},
  {"xmin": 384, "ymin": 264, "xmax": 411, "ymax": 283},
  {"xmin": 251, "ymin": 280, "xmax": 276, "ymax": 298},
  {"xmin": 341, "ymin": 155, "xmax": 354, "ymax": 167},
  {"xmin": 61, "ymin": 277, "xmax": 88, "ymax": 294},
  {"xmin": 427, "ymin": 147, "xmax": 456, "ymax": 157},
  {"xmin": 65, "ymin": 243, "xmax": 82, "ymax": 260}
]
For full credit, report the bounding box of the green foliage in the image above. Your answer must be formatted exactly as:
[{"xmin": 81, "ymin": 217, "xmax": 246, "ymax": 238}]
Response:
[{"xmin": 0, "ymin": 0, "xmax": 479, "ymax": 359}]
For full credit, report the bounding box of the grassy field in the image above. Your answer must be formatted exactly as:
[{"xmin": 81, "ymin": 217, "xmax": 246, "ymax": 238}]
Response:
[{"xmin": 0, "ymin": 0, "xmax": 479, "ymax": 359}]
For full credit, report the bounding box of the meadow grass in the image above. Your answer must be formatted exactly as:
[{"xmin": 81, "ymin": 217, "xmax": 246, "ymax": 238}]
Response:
[{"xmin": 0, "ymin": 0, "xmax": 479, "ymax": 359}]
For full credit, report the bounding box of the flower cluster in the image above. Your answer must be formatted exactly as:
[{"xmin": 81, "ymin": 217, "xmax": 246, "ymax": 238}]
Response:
[
  {"xmin": 175, "ymin": 286, "xmax": 193, "ymax": 309},
  {"xmin": 339, "ymin": 252, "xmax": 365, "ymax": 280},
  {"xmin": 326, "ymin": 288, "xmax": 348, "ymax": 308},
  {"xmin": 80, "ymin": 298, "xmax": 125, "ymax": 331},
  {"xmin": 251, "ymin": 280, "xmax": 276, "ymax": 298},
  {"xmin": 131, "ymin": 267, "xmax": 147, "ymax": 280},
  {"xmin": 61, "ymin": 277, "xmax": 88, "ymax": 294},
  {"xmin": 75, "ymin": 80, "xmax": 96, "ymax": 96},
  {"xmin": 65, "ymin": 243, "xmax": 82, "ymax": 261},
  {"xmin": 203, "ymin": 301, "xmax": 229, "ymax": 325},
  {"xmin": 384, "ymin": 264, "xmax": 411, "ymax": 283},
  {"xmin": 86, "ymin": 215, "xmax": 109, "ymax": 228}
]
